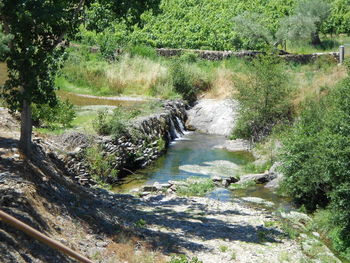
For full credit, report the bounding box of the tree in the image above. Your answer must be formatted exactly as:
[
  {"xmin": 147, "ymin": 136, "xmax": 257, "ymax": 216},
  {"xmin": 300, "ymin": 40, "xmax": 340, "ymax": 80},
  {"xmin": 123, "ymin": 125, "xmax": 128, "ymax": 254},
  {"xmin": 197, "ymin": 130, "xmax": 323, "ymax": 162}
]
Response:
[
  {"xmin": 233, "ymin": 12, "xmax": 274, "ymax": 50},
  {"xmin": 276, "ymin": 14, "xmax": 316, "ymax": 48},
  {"xmin": 0, "ymin": 0, "xmax": 86, "ymax": 155},
  {"xmin": 277, "ymin": 0, "xmax": 330, "ymax": 46},
  {"xmin": 85, "ymin": 0, "xmax": 161, "ymax": 32}
]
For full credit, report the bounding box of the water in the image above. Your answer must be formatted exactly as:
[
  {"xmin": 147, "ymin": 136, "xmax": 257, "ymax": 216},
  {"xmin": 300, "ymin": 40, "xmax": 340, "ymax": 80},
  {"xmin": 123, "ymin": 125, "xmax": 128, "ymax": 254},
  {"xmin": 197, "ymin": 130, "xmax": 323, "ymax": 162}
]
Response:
[
  {"xmin": 114, "ymin": 132, "xmax": 253, "ymax": 190},
  {"xmin": 57, "ymin": 90, "xmax": 145, "ymax": 107},
  {"xmin": 113, "ymin": 132, "xmax": 293, "ymax": 210}
]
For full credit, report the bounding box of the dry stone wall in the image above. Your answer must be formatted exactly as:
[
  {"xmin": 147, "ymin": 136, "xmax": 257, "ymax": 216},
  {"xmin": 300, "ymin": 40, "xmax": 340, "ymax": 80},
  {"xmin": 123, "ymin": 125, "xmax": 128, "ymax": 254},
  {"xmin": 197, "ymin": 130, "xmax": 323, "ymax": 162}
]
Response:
[
  {"xmin": 155, "ymin": 48, "xmax": 340, "ymax": 63},
  {"xmin": 57, "ymin": 100, "xmax": 188, "ymax": 186}
]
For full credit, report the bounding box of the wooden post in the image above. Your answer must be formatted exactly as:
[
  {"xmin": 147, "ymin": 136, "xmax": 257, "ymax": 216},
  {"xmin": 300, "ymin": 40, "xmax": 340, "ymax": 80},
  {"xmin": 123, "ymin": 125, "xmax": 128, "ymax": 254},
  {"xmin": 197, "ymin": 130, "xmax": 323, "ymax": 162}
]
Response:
[{"xmin": 339, "ymin": 45, "xmax": 345, "ymax": 64}]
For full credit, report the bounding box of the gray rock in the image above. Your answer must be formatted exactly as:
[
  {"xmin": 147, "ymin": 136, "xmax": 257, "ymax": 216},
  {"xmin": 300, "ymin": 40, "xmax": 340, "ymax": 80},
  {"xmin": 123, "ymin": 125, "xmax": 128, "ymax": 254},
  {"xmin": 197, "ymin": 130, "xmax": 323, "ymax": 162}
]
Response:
[
  {"xmin": 95, "ymin": 241, "xmax": 108, "ymax": 247},
  {"xmin": 239, "ymin": 173, "xmax": 270, "ymax": 184},
  {"xmin": 265, "ymin": 162, "xmax": 284, "ymax": 189},
  {"xmin": 214, "ymin": 139, "xmax": 251, "ymax": 152},
  {"xmin": 241, "ymin": 197, "xmax": 274, "ymax": 207},
  {"xmin": 186, "ymin": 99, "xmax": 239, "ymax": 136},
  {"xmin": 141, "ymin": 185, "xmax": 158, "ymax": 192}
]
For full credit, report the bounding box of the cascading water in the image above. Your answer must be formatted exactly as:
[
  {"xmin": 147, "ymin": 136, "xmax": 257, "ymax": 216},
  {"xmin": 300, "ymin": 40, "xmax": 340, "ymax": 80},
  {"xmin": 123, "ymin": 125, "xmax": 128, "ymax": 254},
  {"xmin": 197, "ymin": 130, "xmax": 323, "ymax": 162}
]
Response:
[
  {"xmin": 175, "ymin": 116, "xmax": 186, "ymax": 135},
  {"xmin": 169, "ymin": 118, "xmax": 181, "ymax": 140}
]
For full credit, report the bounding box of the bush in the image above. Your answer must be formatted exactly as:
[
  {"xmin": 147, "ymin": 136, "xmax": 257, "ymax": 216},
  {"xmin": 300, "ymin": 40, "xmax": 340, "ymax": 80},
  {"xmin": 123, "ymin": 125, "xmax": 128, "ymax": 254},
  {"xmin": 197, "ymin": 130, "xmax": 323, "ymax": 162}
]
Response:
[
  {"xmin": 232, "ymin": 55, "xmax": 294, "ymax": 141},
  {"xmin": 92, "ymin": 107, "xmax": 136, "ymax": 136},
  {"xmin": 169, "ymin": 61, "xmax": 198, "ymax": 103},
  {"xmin": 279, "ymin": 75, "xmax": 350, "ymax": 258},
  {"xmin": 32, "ymin": 98, "xmax": 76, "ymax": 129},
  {"xmin": 85, "ymin": 145, "xmax": 118, "ymax": 184},
  {"xmin": 126, "ymin": 45, "xmax": 157, "ymax": 59}
]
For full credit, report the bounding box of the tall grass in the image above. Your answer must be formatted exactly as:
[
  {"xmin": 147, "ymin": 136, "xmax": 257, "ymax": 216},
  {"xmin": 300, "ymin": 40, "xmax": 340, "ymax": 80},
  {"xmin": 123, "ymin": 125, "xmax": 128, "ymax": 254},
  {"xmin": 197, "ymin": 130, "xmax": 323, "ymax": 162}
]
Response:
[{"xmin": 57, "ymin": 46, "xmax": 347, "ymax": 107}]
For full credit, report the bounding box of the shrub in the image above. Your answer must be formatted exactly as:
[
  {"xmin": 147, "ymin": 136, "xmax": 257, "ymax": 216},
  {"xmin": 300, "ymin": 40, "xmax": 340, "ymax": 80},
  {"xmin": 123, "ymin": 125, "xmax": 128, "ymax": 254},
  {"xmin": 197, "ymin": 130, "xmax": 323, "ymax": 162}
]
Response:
[
  {"xmin": 168, "ymin": 255, "xmax": 202, "ymax": 263},
  {"xmin": 85, "ymin": 145, "xmax": 118, "ymax": 184},
  {"xmin": 92, "ymin": 107, "xmax": 135, "ymax": 137},
  {"xmin": 126, "ymin": 45, "xmax": 157, "ymax": 59},
  {"xmin": 32, "ymin": 98, "xmax": 76, "ymax": 129},
  {"xmin": 232, "ymin": 55, "xmax": 294, "ymax": 141},
  {"xmin": 169, "ymin": 61, "xmax": 198, "ymax": 103},
  {"xmin": 279, "ymin": 75, "xmax": 350, "ymax": 258}
]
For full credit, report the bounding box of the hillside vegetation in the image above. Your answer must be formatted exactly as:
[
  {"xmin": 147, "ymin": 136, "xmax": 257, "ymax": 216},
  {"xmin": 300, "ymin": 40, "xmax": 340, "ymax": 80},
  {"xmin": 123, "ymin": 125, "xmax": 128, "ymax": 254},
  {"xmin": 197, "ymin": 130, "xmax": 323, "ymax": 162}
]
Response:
[{"xmin": 80, "ymin": 0, "xmax": 350, "ymax": 52}]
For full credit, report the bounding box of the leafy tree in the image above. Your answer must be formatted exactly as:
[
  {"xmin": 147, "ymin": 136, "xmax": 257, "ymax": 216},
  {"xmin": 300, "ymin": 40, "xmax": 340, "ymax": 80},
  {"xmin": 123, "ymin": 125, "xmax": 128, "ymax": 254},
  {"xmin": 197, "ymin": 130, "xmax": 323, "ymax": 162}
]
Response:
[
  {"xmin": 0, "ymin": 0, "xmax": 86, "ymax": 155},
  {"xmin": 0, "ymin": 25, "xmax": 11, "ymax": 60},
  {"xmin": 233, "ymin": 12, "xmax": 274, "ymax": 50},
  {"xmin": 277, "ymin": 0, "xmax": 330, "ymax": 46},
  {"xmin": 276, "ymin": 14, "xmax": 316, "ymax": 47},
  {"xmin": 232, "ymin": 56, "xmax": 293, "ymax": 141},
  {"xmin": 86, "ymin": 0, "xmax": 161, "ymax": 31}
]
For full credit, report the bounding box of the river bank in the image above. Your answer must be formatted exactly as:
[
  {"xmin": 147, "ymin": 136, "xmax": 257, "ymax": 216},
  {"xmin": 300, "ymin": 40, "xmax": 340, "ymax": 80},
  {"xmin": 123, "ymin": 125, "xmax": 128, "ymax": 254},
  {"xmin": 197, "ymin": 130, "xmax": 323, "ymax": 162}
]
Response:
[{"xmin": 0, "ymin": 105, "xmax": 344, "ymax": 262}]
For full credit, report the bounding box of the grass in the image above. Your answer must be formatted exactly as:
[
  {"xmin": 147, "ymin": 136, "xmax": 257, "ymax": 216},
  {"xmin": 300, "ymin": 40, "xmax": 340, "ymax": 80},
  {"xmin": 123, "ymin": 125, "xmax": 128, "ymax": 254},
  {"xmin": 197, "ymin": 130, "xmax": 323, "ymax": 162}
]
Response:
[
  {"xmin": 229, "ymin": 180, "xmax": 256, "ymax": 190},
  {"xmin": 218, "ymin": 245, "xmax": 229, "ymax": 252},
  {"xmin": 285, "ymin": 35, "xmax": 350, "ymax": 54},
  {"xmin": 176, "ymin": 178, "xmax": 215, "ymax": 197}
]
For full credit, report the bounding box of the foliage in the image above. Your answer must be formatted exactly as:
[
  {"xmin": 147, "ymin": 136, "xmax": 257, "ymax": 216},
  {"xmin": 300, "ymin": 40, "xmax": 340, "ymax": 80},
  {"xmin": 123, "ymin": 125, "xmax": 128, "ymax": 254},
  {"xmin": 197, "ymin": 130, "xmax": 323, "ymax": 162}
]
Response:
[
  {"xmin": 168, "ymin": 255, "xmax": 202, "ymax": 263},
  {"xmin": 93, "ymin": 107, "xmax": 137, "ymax": 136},
  {"xmin": 0, "ymin": 0, "xmax": 85, "ymax": 112},
  {"xmin": 169, "ymin": 60, "xmax": 210, "ymax": 103},
  {"xmin": 177, "ymin": 178, "xmax": 215, "ymax": 197},
  {"xmin": 233, "ymin": 12, "xmax": 273, "ymax": 50},
  {"xmin": 32, "ymin": 98, "xmax": 76, "ymax": 129},
  {"xmin": 232, "ymin": 55, "xmax": 293, "ymax": 141},
  {"xmin": 279, "ymin": 73, "xmax": 350, "ymax": 257},
  {"xmin": 126, "ymin": 45, "xmax": 158, "ymax": 59},
  {"xmin": 85, "ymin": 145, "xmax": 118, "ymax": 184},
  {"xmin": 277, "ymin": 0, "xmax": 330, "ymax": 45},
  {"xmin": 276, "ymin": 14, "xmax": 316, "ymax": 45},
  {"xmin": 0, "ymin": 25, "xmax": 12, "ymax": 61},
  {"xmin": 88, "ymin": 0, "xmax": 160, "ymax": 27},
  {"xmin": 169, "ymin": 61, "xmax": 198, "ymax": 104},
  {"xmin": 77, "ymin": 23, "xmax": 128, "ymax": 59},
  {"xmin": 323, "ymin": 0, "xmax": 350, "ymax": 35},
  {"xmin": 84, "ymin": 1, "xmax": 115, "ymax": 33}
]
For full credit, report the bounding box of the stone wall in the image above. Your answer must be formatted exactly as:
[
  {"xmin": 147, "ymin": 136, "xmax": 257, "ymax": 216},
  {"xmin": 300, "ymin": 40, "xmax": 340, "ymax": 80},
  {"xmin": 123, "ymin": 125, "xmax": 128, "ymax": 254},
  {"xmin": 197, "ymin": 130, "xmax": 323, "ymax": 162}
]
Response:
[
  {"xmin": 155, "ymin": 48, "xmax": 340, "ymax": 63},
  {"xmin": 57, "ymin": 100, "xmax": 188, "ymax": 186}
]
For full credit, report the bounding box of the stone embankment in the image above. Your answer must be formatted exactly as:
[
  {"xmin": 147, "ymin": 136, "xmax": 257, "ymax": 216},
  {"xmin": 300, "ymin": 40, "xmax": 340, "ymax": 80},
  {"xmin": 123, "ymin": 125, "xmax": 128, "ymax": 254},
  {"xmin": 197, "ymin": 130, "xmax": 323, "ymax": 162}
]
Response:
[{"xmin": 55, "ymin": 100, "xmax": 188, "ymax": 186}]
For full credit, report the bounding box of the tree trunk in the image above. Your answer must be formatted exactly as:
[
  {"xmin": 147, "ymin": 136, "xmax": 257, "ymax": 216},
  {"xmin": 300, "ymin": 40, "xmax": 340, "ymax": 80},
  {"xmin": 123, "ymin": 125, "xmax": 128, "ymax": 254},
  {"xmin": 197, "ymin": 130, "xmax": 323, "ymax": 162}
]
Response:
[
  {"xmin": 311, "ymin": 32, "xmax": 321, "ymax": 46},
  {"xmin": 19, "ymin": 99, "xmax": 33, "ymax": 156}
]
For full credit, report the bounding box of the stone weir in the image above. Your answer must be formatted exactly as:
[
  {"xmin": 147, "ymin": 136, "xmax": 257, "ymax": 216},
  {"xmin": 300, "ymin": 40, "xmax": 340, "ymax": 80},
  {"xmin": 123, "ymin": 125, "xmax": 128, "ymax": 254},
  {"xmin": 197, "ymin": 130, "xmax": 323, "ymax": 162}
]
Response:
[{"xmin": 56, "ymin": 100, "xmax": 188, "ymax": 186}]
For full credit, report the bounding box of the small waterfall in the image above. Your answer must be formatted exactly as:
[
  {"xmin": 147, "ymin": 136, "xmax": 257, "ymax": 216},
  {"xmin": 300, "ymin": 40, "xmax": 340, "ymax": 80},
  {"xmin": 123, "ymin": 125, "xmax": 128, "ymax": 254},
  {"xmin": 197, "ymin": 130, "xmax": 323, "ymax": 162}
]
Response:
[
  {"xmin": 169, "ymin": 118, "xmax": 180, "ymax": 140},
  {"xmin": 175, "ymin": 116, "xmax": 186, "ymax": 134}
]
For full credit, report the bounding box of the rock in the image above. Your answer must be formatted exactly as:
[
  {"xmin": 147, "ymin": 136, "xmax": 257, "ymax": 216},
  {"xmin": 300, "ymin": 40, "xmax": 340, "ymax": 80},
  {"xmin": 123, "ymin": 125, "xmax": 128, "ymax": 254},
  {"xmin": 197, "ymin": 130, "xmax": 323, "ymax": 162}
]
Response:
[
  {"xmin": 211, "ymin": 176, "xmax": 222, "ymax": 182},
  {"xmin": 153, "ymin": 182, "xmax": 171, "ymax": 191},
  {"xmin": 214, "ymin": 139, "xmax": 251, "ymax": 152},
  {"xmin": 186, "ymin": 99, "xmax": 239, "ymax": 136},
  {"xmin": 280, "ymin": 211, "xmax": 311, "ymax": 223},
  {"xmin": 265, "ymin": 162, "xmax": 284, "ymax": 189},
  {"xmin": 238, "ymin": 173, "xmax": 270, "ymax": 184},
  {"xmin": 141, "ymin": 185, "xmax": 158, "ymax": 192},
  {"xmin": 95, "ymin": 241, "xmax": 108, "ymax": 247},
  {"xmin": 241, "ymin": 197, "xmax": 274, "ymax": 207}
]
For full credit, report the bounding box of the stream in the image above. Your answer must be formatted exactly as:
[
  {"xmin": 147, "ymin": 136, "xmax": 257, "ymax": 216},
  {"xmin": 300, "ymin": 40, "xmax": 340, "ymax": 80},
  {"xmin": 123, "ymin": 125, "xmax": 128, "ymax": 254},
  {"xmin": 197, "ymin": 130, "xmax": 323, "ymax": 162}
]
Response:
[{"xmin": 113, "ymin": 132, "xmax": 293, "ymax": 211}]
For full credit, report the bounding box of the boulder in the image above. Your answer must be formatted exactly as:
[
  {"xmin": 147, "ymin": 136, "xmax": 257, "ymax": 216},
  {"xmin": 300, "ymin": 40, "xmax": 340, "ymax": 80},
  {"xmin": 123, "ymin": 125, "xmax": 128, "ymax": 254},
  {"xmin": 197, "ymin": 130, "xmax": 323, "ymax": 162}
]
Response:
[
  {"xmin": 238, "ymin": 173, "xmax": 270, "ymax": 184},
  {"xmin": 186, "ymin": 99, "xmax": 239, "ymax": 136},
  {"xmin": 265, "ymin": 162, "xmax": 284, "ymax": 189},
  {"xmin": 214, "ymin": 139, "xmax": 251, "ymax": 152}
]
